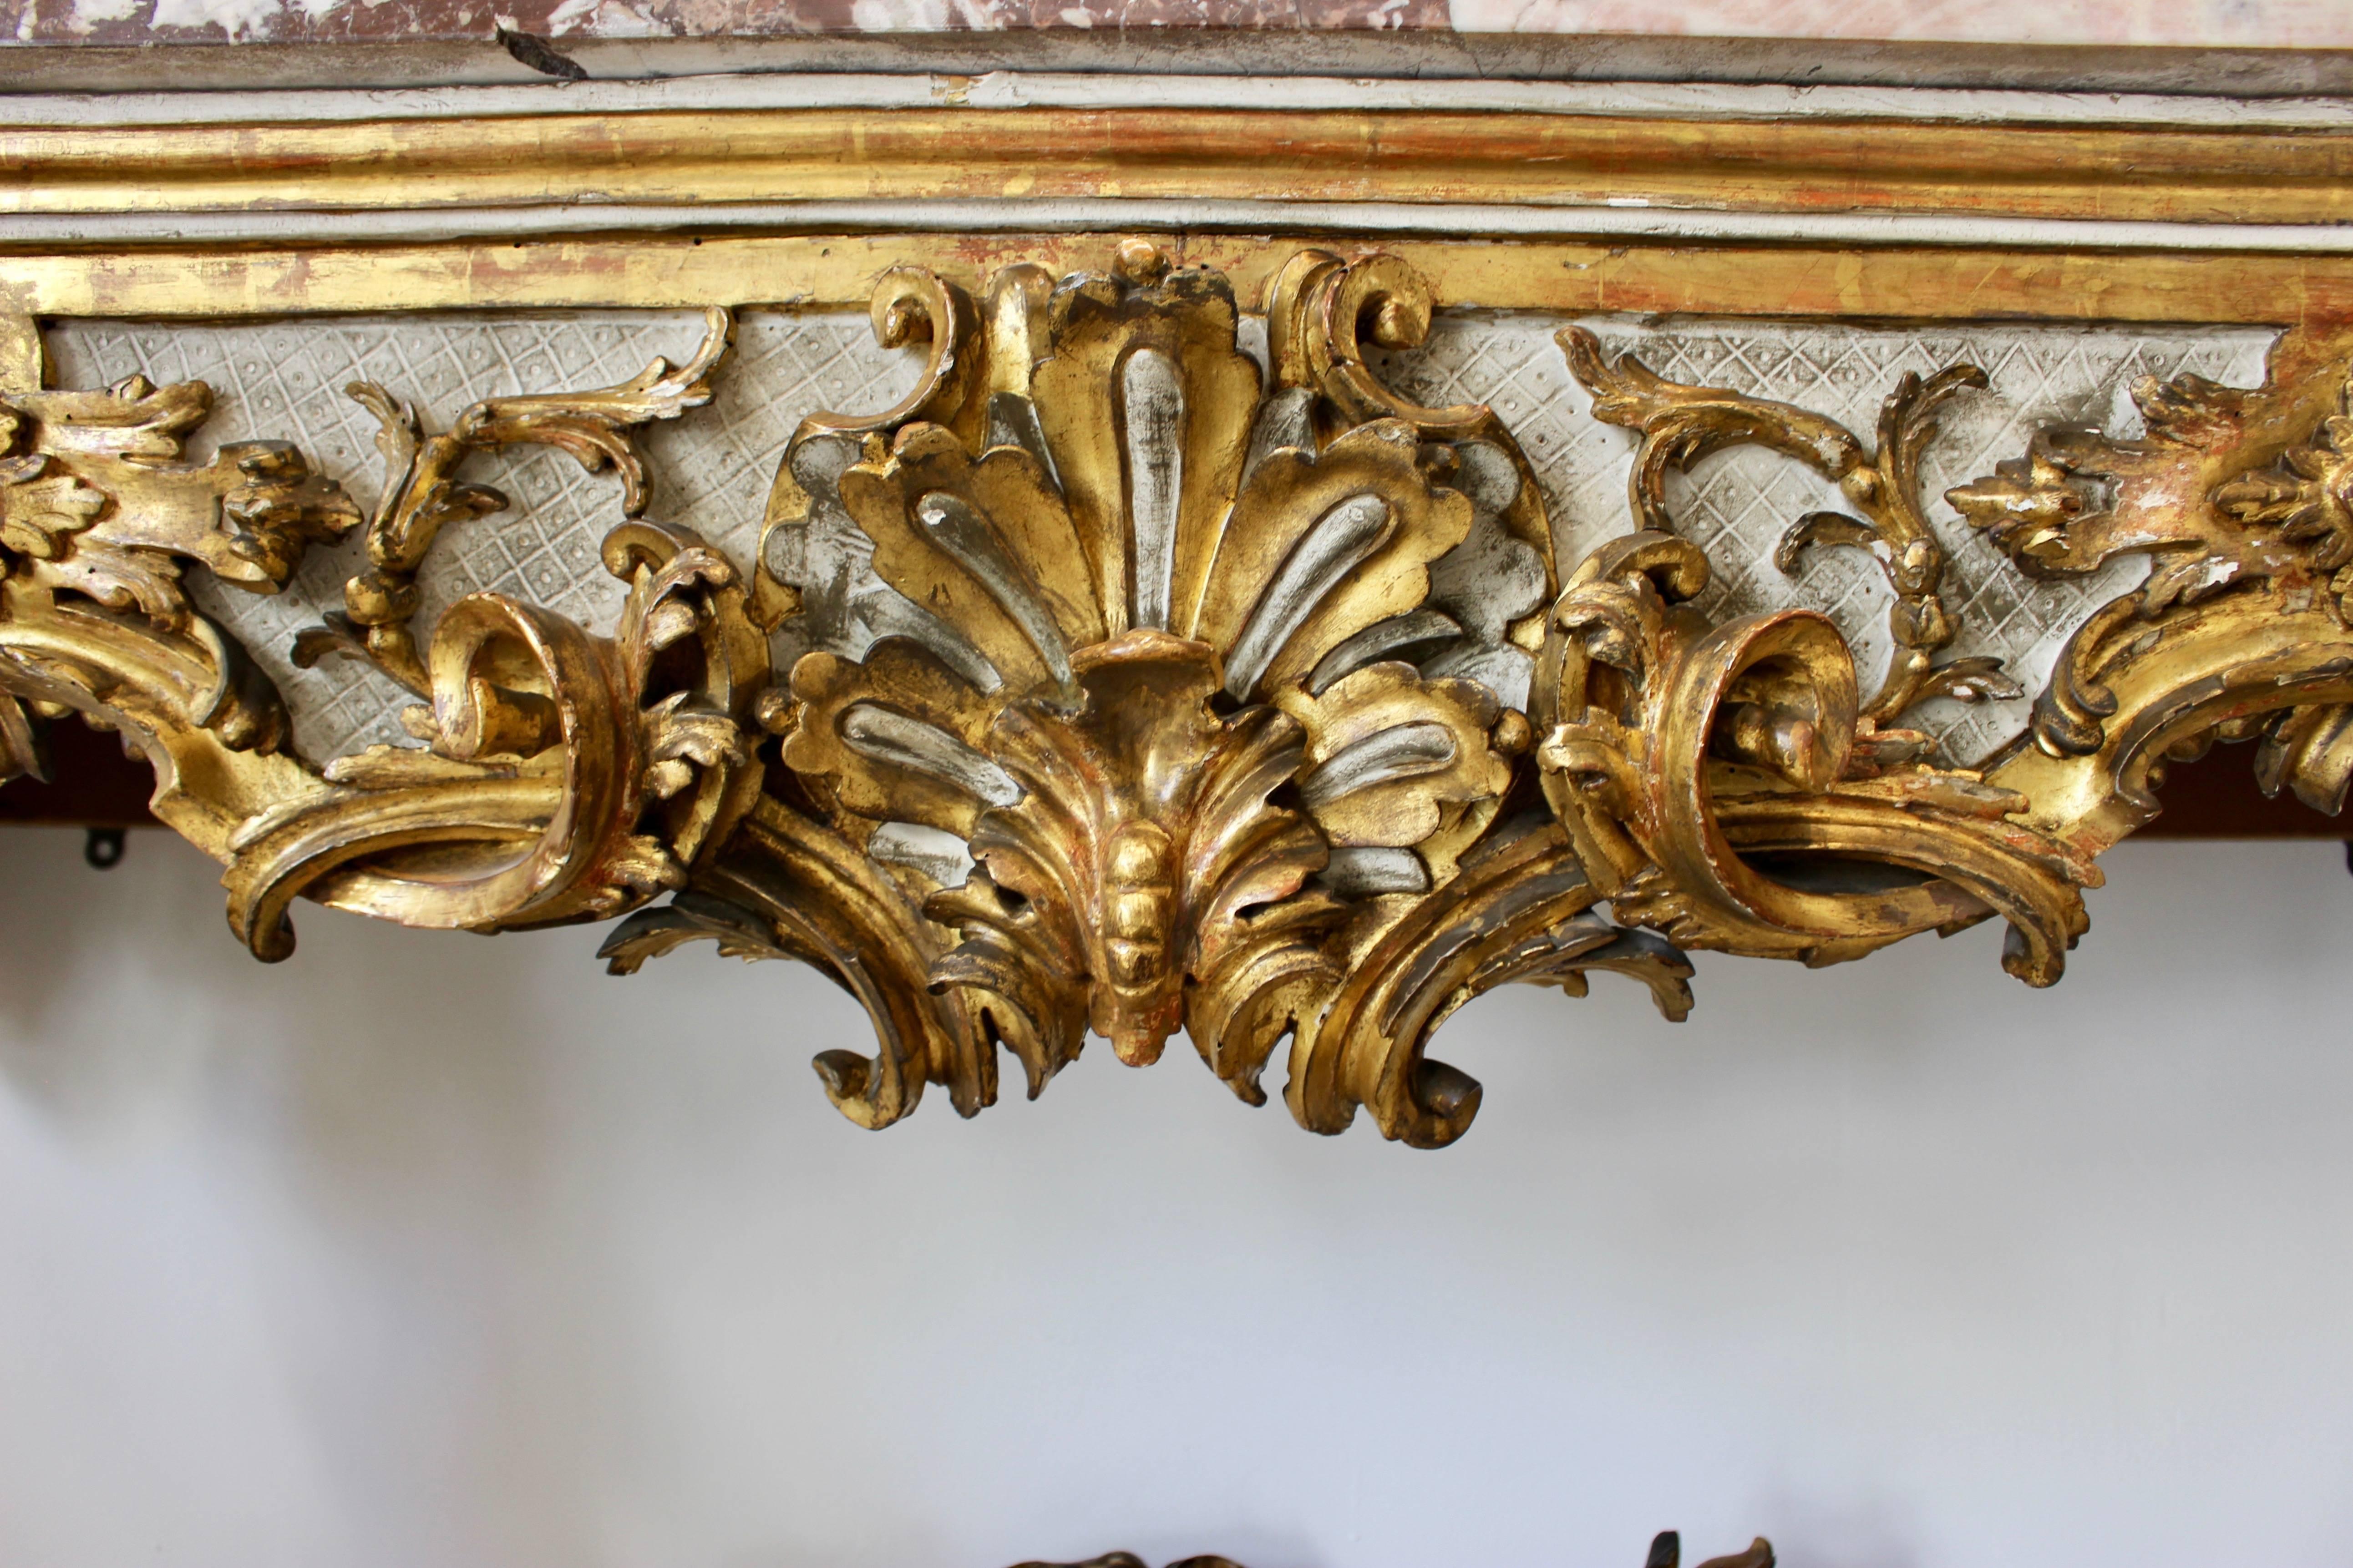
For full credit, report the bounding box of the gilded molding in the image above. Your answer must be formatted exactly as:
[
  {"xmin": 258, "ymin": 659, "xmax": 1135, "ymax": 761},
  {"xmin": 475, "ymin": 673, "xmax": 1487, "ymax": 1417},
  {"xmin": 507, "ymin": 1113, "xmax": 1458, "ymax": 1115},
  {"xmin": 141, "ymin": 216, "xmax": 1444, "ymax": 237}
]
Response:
[
  {"xmin": 5, "ymin": 243, "xmax": 2349, "ymax": 1147},
  {"xmin": 6, "ymin": 107, "xmax": 2348, "ymax": 227},
  {"xmin": 7, "ymin": 236, "xmax": 2350, "ymax": 327}
]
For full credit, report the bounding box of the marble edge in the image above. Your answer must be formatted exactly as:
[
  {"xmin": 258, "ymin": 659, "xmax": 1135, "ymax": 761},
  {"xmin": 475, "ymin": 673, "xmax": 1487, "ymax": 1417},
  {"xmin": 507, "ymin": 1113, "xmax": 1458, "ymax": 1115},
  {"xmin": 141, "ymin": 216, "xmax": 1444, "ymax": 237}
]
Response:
[{"xmin": 4, "ymin": 30, "xmax": 2353, "ymax": 100}]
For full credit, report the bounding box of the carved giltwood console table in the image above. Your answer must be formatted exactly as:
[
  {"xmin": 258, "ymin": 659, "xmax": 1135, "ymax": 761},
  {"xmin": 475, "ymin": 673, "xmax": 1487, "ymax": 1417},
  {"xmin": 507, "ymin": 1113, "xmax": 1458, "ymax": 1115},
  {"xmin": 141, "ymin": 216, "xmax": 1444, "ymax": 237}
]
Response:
[
  {"xmin": 6, "ymin": 56, "xmax": 2353, "ymax": 1143},
  {"xmin": 1, "ymin": 39, "xmax": 2350, "ymax": 1557}
]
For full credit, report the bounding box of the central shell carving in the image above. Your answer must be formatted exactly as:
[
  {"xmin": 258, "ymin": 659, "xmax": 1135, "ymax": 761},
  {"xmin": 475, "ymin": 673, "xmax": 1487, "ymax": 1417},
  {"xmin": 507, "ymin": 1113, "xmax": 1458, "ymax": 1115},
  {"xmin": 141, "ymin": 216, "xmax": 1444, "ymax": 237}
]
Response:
[{"xmin": 771, "ymin": 249, "xmax": 1539, "ymax": 1101}]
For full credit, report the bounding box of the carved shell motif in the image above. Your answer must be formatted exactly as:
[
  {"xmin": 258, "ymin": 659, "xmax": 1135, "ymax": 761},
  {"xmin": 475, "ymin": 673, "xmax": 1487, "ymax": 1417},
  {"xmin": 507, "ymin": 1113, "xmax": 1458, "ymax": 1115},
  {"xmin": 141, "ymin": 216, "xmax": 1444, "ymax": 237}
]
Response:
[{"xmin": 736, "ymin": 246, "xmax": 1596, "ymax": 1140}]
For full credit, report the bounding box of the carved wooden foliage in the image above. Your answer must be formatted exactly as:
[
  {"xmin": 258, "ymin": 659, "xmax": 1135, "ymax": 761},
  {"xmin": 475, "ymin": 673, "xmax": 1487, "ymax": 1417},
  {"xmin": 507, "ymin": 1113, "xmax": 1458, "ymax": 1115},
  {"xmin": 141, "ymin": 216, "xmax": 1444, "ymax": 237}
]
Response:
[
  {"xmin": 1949, "ymin": 327, "xmax": 2353, "ymax": 850},
  {"xmin": 748, "ymin": 246, "xmax": 1593, "ymax": 1138},
  {"xmin": 8, "ymin": 249, "xmax": 2352, "ymax": 1148}
]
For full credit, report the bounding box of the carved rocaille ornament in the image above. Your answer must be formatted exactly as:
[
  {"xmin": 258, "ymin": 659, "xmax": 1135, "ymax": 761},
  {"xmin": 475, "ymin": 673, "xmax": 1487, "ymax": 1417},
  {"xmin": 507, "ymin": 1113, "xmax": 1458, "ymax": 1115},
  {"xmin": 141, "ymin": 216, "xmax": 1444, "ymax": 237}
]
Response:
[{"xmin": 5, "ymin": 244, "xmax": 2348, "ymax": 1146}]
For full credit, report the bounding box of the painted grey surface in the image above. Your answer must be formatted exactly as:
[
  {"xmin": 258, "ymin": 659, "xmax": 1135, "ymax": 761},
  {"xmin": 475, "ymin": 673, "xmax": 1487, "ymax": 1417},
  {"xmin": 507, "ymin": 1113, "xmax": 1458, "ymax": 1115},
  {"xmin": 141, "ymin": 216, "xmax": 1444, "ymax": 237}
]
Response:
[
  {"xmin": 45, "ymin": 309, "xmax": 2275, "ymax": 766},
  {"xmin": 1376, "ymin": 314, "xmax": 2276, "ymax": 761},
  {"xmin": 47, "ymin": 309, "xmax": 909, "ymax": 761}
]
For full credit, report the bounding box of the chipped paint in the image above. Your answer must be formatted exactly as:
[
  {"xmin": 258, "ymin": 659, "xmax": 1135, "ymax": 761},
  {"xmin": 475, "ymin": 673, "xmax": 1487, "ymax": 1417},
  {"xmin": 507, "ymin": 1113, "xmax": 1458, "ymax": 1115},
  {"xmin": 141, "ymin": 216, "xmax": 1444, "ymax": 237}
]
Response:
[{"xmin": 145, "ymin": 0, "xmax": 286, "ymax": 38}]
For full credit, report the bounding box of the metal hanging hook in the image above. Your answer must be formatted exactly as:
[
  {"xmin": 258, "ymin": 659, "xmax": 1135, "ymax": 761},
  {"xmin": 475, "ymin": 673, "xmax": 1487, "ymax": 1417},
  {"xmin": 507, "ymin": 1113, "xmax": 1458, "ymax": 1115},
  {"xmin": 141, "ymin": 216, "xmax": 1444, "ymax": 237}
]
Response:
[{"xmin": 84, "ymin": 827, "xmax": 126, "ymax": 870}]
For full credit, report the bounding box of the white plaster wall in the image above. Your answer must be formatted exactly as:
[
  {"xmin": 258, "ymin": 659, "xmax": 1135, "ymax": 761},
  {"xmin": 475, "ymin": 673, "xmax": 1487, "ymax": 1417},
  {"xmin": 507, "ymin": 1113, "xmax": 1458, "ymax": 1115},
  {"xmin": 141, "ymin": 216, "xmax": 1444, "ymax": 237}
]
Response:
[{"xmin": 1, "ymin": 827, "xmax": 2349, "ymax": 1568}]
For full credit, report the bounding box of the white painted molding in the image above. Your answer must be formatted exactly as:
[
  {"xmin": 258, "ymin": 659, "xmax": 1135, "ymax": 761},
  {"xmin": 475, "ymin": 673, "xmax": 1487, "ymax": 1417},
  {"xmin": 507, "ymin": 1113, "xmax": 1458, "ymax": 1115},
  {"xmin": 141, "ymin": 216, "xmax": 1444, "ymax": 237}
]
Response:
[
  {"xmin": 5, "ymin": 198, "xmax": 2347, "ymax": 254},
  {"xmin": 3, "ymin": 70, "xmax": 2348, "ymax": 128}
]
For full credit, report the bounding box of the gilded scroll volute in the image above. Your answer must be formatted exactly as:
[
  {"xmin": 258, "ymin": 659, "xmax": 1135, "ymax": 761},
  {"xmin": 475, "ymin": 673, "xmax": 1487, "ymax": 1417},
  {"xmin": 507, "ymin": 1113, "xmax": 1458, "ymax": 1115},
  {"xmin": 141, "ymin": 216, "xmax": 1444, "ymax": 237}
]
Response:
[
  {"xmin": 1541, "ymin": 339, "xmax": 2098, "ymax": 986},
  {"xmin": 226, "ymin": 309, "xmax": 766, "ymax": 958},
  {"xmin": 1534, "ymin": 532, "xmax": 2094, "ymax": 986}
]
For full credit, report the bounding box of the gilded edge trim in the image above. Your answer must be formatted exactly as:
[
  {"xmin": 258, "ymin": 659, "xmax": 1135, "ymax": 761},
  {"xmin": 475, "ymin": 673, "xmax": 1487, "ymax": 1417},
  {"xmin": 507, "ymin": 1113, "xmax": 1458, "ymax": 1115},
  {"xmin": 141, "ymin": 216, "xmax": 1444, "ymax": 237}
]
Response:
[
  {"xmin": 5, "ymin": 236, "xmax": 2352, "ymax": 325},
  {"xmin": 5, "ymin": 109, "xmax": 2352, "ymax": 227}
]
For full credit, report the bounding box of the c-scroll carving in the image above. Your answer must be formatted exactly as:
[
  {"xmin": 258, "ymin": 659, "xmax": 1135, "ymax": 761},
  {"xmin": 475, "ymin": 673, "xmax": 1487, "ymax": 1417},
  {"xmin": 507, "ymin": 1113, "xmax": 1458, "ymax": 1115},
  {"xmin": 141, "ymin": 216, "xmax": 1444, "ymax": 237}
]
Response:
[{"xmin": 2, "ymin": 308, "xmax": 766, "ymax": 969}]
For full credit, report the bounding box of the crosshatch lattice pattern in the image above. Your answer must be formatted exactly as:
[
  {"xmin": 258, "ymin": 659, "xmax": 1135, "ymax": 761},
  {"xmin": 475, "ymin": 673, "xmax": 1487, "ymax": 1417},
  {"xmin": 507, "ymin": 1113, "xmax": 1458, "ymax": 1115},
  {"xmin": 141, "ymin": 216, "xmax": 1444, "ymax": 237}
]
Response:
[
  {"xmin": 46, "ymin": 309, "xmax": 2273, "ymax": 769},
  {"xmin": 46, "ymin": 312, "xmax": 921, "ymax": 763},
  {"xmin": 1371, "ymin": 314, "xmax": 2278, "ymax": 762}
]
